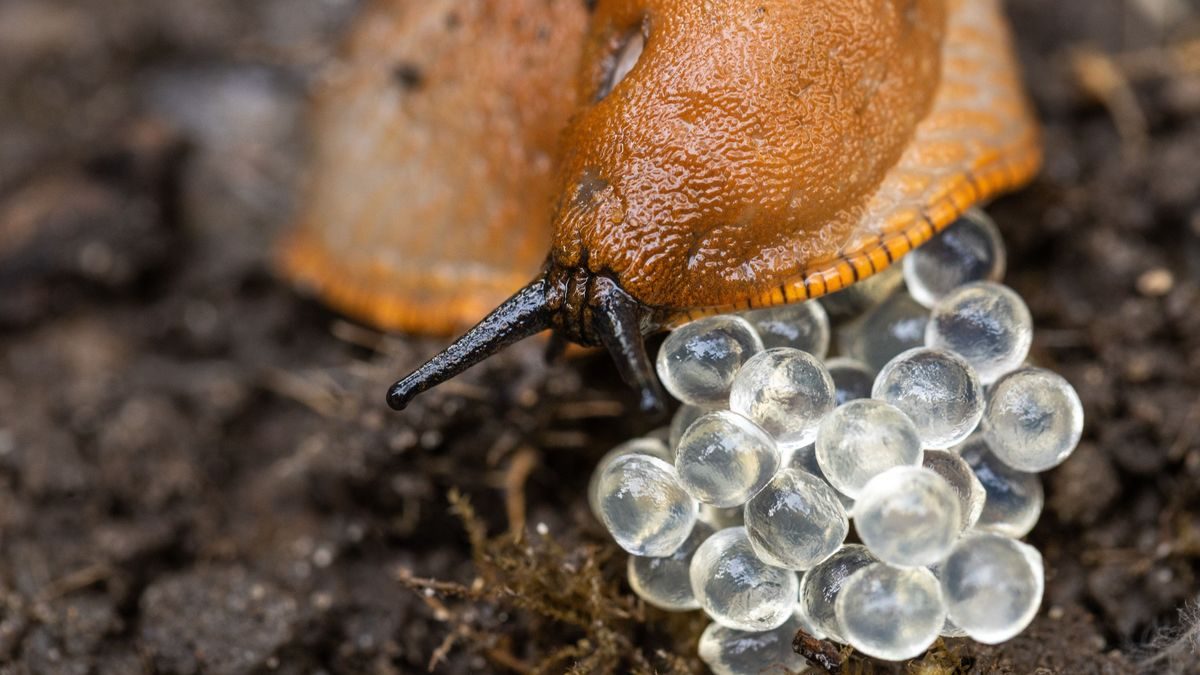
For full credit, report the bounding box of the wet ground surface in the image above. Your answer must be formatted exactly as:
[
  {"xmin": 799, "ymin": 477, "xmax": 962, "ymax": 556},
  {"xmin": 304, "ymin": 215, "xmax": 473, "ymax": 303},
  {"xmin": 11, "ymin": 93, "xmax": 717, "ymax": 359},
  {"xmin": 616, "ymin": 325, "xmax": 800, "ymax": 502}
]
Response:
[{"xmin": 0, "ymin": 0, "xmax": 1198, "ymax": 672}]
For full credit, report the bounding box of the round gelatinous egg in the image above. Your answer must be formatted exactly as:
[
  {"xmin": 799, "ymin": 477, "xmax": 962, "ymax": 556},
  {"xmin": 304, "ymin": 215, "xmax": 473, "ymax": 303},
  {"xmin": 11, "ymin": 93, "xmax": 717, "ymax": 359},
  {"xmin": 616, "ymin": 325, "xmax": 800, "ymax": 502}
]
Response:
[
  {"xmin": 627, "ymin": 522, "xmax": 715, "ymax": 611},
  {"xmin": 699, "ymin": 504, "xmax": 744, "ymax": 529},
  {"xmin": 939, "ymin": 533, "xmax": 1044, "ymax": 644},
  {"xmin": 872, "ymin": 347, "xmax": 984, "ymax": 449},
  {"xmin": 655, "ymin": 316, "xmax": 763, "ymax": 407},
  {"xmin": 787, "ymin": 444, "xmax": 855, "ymax": 510},
  {"xmin": 826, "ymin": 357, "xmax": 876, "ymax": 406},
  {"xmin": 815, "ymin": 399, "xmax": 922, "ymax": 499},
  {"xmin": 689, "ymin": 527, "xmax": 799, "ymax": 631},
  {"xmin": 797, "ymin": 544, "xmax": 877, "ymax": 642},
  {"xmin": 698, "ymin": 612, "xmax": 810, "ymax": 675},
  {"xmin": 667, "ymin": 404, "xmax": 705, "ymax": 457},
  {"xmin": 835, "ymin": 564, "xmax": 946, "ymax": 661},
  {"xmin": 838, "ymin": 291, "xmax": 930, "ymax": 372},
  {"xmin": 588, "ymin": 437, "xmax": 670, "ymax": 519},
  {"xmin": 922, "ymin": 449, "xmax": 985, "ymax": 532},
  {"xmin": 741, "ymin": 301, "xmax": 831, "ymax": 358},
  {"xmin": 744, "ymin": 468, "xmax": 849, "ymax": 570},
  {"xmin": 675, "ymin": 411, "xmax": 780, "ymax": 507},
  {"xmin": 597, "ymin": 453, "xmax": 698, "ymax": 557},
  {"xmin": 925, "ymin": 282, "xmax": 1032, "ymax": 384},
  {"xmin": 903, "ymin": 209, "xmax": 1007, "ymax": 308},
  {"xmin": 854, "ymin": 467, "xmax": 962, "ymax": 567},
  {"xmin": 957, "ymin": 435, "xmax": 1044, "ymax": 538},
  {"xmin": 983, "ymin": 367, "xmax": 1084, "ymax": 472},
  {"xmin": 729, "ymin": 348, "xmax": 836, "ymax": 451}
]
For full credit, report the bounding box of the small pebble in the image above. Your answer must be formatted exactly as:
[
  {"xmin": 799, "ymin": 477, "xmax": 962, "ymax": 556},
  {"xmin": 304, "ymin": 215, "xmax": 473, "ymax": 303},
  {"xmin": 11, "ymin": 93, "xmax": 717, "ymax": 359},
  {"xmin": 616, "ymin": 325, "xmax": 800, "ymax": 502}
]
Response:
[
  {"xmin": 675, "ymin": 411, "xmax": 780, "ymax": 507},
  {"xmin": 939, "ymin": 533, "xmax": 1044, "ymax": 644},
  {"xmin": 597, "ymin": 454, "xmax": 698, "ymax": 556},
  {"xmin": 854, "ymin": 467, "xmax": 962, "ymax": 567},
  {"xmin": 798, "ymin": 544, "xmax": 877, "ymax": 642},
  {"xmin": 744, "ymin": 468, "xmax": 849, "ymax": 570},
  {"xmin": 926, "ymin": 282, "xmax": 1032, "ymax": 384},
  {"xmin": 838, "ymin": 291, "xmax": 930, "ymax": 371},
  {"xmin": 656, "ymin": 316, "xmax": 763, "ymax": 407},
  {"xmin": 836, "ymin": 564, "xmax": 946, "ymax": 661},
  {"xmin": 873, "ymin": 347, "xmax": 984, "ymax": 449},
  {"xmin": 984, "ymin": 367, "xmax": 1084, "ymax": 472},
  {"xmin": 957, "ymin": 435, "xmax": 1044, "ymax": 538},
  {"xmin": 826, "ymin": 357, "xmax": 876, "ymax": 406},
  {"xmin": 729, "ymin": 348, "xmax": 836, "ymax": 450},
  {"xmin": 903, "ymin": 209, "xmax": 1006, "ymax": 308},
  {"xmin": 690, "ymin": 527, "xmax": 799, "ymax": 631},
  {"xmin": 922, "ymin": 450, "xmax": 986, "ymax": 532},
  {"xmin": 588, "ymin": 437, "xmax": 670, "ymax": 519},
  {"xmin": 815, "ymin": 399, "xmax": 922, "ymax": 499},
  {"xmin": 698, "ymin": 612, "xmax": 810, "ymax": 675},
  {"xmin": 741, "ymin": 301, "xmax": 830, "ymax": 358},
  {"xmin": 628, "ymin": 522, "xmax": 715, "ymax": 611}
]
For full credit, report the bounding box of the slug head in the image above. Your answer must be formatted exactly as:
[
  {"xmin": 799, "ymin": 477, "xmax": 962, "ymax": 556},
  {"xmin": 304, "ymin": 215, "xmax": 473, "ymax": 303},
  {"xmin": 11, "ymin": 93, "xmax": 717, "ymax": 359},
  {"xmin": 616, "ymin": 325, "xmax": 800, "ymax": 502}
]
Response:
[{"xmin": 387, "ymin": 264, "xmax": 667, "ymax": 415}]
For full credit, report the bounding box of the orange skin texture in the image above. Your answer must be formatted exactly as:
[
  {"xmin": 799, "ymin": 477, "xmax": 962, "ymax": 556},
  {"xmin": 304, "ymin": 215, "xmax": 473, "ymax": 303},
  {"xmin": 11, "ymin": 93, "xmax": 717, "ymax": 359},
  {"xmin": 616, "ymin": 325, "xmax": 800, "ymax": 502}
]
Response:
[
  {"xmin": 553, "ymin": 0, "xmax": 947, "ymax": 309},
  {"xmin": 281, "ymin": 0, "xmax": 1040, "ymax": 333}
]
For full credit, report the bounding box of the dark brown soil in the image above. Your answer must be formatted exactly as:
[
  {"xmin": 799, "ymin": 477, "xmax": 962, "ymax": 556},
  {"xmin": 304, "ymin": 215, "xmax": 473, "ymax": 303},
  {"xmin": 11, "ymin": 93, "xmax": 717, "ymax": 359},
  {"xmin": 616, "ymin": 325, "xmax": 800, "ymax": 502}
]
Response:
[{"xmin": 1, "ymin": 0, "xmax": 1198, "ymax": 673}]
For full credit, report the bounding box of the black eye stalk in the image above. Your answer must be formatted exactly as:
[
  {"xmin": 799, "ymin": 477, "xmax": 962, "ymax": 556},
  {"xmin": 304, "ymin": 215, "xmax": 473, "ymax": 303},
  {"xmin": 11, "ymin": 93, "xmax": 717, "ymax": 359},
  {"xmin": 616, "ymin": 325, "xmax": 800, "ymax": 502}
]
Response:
[{"xmin": 387, "ymin": 265, "xmax": 666, "ymax": 415}]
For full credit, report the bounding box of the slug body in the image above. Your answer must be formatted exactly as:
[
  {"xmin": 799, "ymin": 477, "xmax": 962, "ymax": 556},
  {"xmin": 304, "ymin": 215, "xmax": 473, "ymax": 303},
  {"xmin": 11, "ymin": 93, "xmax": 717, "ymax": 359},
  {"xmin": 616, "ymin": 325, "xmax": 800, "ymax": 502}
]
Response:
[
  {"xmin": 281, "ymin": 0, "xmax": 588, "ymax": 334},
  {"xmin": 286, "ymin": 0, "xmax": 1042, "ymax": 412}
]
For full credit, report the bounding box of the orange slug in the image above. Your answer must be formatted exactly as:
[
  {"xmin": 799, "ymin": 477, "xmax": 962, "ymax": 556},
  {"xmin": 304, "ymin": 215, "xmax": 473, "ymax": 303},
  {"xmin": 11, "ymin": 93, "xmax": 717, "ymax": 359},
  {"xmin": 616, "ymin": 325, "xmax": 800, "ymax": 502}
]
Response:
[{"xmin": 281, "ymin": 0, "xmax": 1041, "ymax": 413}]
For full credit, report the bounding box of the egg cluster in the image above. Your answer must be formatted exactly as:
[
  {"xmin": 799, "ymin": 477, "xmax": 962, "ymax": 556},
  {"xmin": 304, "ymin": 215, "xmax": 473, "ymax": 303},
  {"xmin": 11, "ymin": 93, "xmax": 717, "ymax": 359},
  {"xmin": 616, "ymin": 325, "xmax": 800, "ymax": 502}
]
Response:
[{"xmin": 589, "ymin": 210, "xmax": 1082, "ymax": 673}]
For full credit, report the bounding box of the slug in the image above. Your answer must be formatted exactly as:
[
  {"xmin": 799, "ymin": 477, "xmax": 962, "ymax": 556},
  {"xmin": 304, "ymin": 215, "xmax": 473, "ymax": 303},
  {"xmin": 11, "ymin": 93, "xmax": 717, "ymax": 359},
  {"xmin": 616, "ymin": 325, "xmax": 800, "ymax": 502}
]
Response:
[{"xmin": 283, "ymin": 0, "xmax": 1041, "ymax": 413}]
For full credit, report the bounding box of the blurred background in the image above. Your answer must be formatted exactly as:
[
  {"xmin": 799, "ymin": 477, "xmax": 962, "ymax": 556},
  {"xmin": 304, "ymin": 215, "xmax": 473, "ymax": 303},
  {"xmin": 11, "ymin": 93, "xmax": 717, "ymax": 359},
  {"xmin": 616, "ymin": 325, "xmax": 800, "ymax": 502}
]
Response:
[{"xmin": 0, "ymin": 0, "xmax": 1198, "ymax": 672}]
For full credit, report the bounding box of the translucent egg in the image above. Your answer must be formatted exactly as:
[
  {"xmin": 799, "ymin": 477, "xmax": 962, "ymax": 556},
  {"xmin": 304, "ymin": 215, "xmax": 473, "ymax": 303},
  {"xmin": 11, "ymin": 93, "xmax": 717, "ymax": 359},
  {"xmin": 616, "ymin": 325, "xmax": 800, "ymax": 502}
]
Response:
[
  {"xmin": 939, "ymin": 533, "xmax": 1044, "ymax": 644},
  {"xmin": 838, "ymin": 291, "xmax": 930, "ymax": 372},
  {"xmin": 597, "ymin": 454, "xmax": 698, "ymax": 557},
  {"xmin": 826, "ymin": 357, "xmax": 876, "ymax": 406},
  {"xmin": 835, "ymin": 564, "xmax": 946, "ymax": 661},
  {"xmin": 699, "ymin": 504, "xmax": 744, "ymax": 530},
  {"xmin": 698, "ymin": 612, "xmax": 810, "ymax": 675},
  {"xmin": 689, "ymin": 527, "xmax": 799, "ymax": 631},
  {"xmin": 922, "ymin": 450, "xmax": 985, "ymax": 532},
  {"xmin": 872, "ymin": 347, "xmax": 984, "ymax": 449},
  {"xmin": 675, "ymin": 411, "xmax": 780, "ymax": 507},
  {"xmin": 627, "ymin": 522, "xmax": 715, "ymax": 611},
  {"xmin": 741, "ymin": 301, "xmax": 831, "ymax": 358},
  {"xmin": 854, "ymin": 467, "xmax": 962, "ymax": 567},
  {"xmin": 983, "ymin": 367, "xmax": 1084, "ymax": 472},
  {"xmin": 797, "ymin": 544, "xmax": 877, "ymax": 642},
  {"xmin": 925, "ymin": 282, "xmax": 1033, "ymax": 384},
  {"xmin": 729, "ymin": 348, "xmax": 836, "ymax": 451},
  {"xmin": 656, "ymin": 316, "xmax": 763, "ymax": 407},
  {"xmin": 787, "ymin": 444, "xmax": 855, "ymax": 510},
  {"xmin": 820, "ymin": 263, "xmax": 906, "ymax": 319},
  {"xmin": 903, "ymin": 209, "xmax": 1007, "ymax": 308},
  {"xmin": 744, "ymin": 469, "xmax": 849, "ymax": 570},
  {"xmin": 667, "ymin": 404, "xmax": 705, "ymax": 457},
  {"xmin": 957, "ymin": 435, "xmax": 1044, "ymax": 538},
  {"xmin": 588, "ymin": 437, "xmax": 670, "ymax": 520},
  {"xmin": 814, "ymin": 399, "xmax": 922, "ymax": 499}
]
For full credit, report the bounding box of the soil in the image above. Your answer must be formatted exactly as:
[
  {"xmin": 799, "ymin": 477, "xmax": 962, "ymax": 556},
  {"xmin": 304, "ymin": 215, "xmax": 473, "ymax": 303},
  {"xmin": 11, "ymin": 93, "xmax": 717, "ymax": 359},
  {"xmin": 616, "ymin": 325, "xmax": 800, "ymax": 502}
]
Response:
[{"xmin": 1, "ymin": 0, "xmax": 1198, "ymax": 673}]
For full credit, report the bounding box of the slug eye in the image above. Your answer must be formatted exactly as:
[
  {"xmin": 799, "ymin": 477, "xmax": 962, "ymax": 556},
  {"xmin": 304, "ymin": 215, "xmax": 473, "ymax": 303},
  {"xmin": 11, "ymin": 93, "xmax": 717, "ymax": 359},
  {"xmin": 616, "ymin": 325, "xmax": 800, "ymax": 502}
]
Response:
[{"xmin": 597, "ymin": 27, "xmax": 645, "ymax": 100}]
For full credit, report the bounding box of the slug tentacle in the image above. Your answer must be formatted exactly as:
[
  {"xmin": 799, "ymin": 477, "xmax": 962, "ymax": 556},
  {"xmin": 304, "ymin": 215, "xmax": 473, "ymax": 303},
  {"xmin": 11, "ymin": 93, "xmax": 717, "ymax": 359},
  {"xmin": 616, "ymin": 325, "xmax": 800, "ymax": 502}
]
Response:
[
  {"xmin": 388, "ymin": 265, "xmax": 664, "ymax": 414},
  {"xmin": 386, "ymin": 277, "xmax": 551, "ymax": 411}
]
